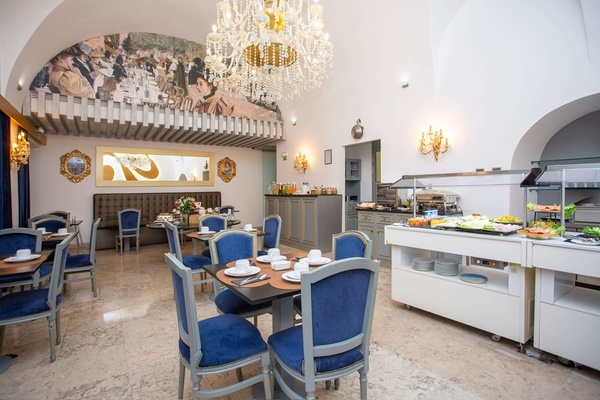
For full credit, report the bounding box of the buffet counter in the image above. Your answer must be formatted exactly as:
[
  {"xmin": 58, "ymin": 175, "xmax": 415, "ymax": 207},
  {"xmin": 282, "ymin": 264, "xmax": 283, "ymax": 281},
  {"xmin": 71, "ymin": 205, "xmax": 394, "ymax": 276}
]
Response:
[{"xmin": 386, "ymin": 224, "xmax": 600, "ymax": 370}]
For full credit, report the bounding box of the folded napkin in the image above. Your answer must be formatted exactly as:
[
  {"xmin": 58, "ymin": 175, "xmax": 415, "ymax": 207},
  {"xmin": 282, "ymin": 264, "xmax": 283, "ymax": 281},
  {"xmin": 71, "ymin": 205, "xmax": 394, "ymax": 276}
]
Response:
[{"xmin": 232, "ymin": 275, "xmax": 270, "ymax": 286}]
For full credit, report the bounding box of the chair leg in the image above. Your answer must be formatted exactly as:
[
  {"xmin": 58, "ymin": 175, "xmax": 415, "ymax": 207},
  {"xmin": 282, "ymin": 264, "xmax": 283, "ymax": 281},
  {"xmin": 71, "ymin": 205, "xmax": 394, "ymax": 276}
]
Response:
[
  {"xmin": 56, "ymin": 310, "xmax": 61, "ymax": 345},
  {"xmin": 261, "ymin": 353, "xmax": 273, "ymax": 400},
  {"xmin": 48, "ymin": 315, "xmax": 56, "ymax": 362},
  {"xmin": 359, "ymin": 371, "xmax": 367, "ymax": 400},
  {"xmin": 236, "ymin": 367, "xmax": 243, "ymax": 382},
  {"xmin": 91, "ymin": 272, "xmax": 97, "ymax": 297},
  {"xmin": 0, "ymin": 325, "xmax": 5, "ymax": 352},
  {"xmin": 178, "ymin": 360, "xmax": 185, "ymax": 399},
  {"xmin": 253, "ymin": 316, "xmax": 258, "ymax": 327}
]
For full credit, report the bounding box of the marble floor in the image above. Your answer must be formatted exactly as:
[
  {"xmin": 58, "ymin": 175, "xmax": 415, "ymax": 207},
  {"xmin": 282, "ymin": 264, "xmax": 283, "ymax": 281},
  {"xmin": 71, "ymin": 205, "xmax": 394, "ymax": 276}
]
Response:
[{"xmin": 1, "ymin": 242, "xmax": 599, "ymax": 400}]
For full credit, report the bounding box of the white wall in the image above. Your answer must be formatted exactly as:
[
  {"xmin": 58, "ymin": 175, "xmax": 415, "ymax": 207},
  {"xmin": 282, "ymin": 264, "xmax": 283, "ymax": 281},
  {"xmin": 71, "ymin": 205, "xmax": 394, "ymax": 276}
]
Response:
[
  {"xmin": 1, "ymin": 0, "xmax": 600, "ymax": 226},
  {"xmin": 30, "ymin": 135, "xmax": 264, "ymax": 242}
]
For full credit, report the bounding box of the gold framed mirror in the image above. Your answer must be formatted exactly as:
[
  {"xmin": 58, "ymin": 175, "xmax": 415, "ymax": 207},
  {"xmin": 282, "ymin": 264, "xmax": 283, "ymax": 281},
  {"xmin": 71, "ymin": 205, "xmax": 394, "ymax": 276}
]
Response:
[
  {"xmin": 96, "ymin": 146, "xmax": 214, "ymax": 187},
  {"xmin": 217, "ymin": 157, "xmax": 236, "ymax": 183},
  {"xmin": 60, "ymin": 149, "xmax": 91, "ymax": 183}
]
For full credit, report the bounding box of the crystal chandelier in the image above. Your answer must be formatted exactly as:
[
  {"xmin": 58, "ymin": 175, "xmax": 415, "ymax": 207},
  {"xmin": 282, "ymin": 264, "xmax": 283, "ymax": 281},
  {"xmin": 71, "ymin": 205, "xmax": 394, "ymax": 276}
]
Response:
[
  {"xmin": 10, "ymin": 131, "xmax": 30, "ymax": 170},
  {"xmin": 205, "ymin": 0, "xmax": 333, "ymax": 102},
  {"xmin": 113, "ymin": 153, "xmax": 151, "ymax": 170}
]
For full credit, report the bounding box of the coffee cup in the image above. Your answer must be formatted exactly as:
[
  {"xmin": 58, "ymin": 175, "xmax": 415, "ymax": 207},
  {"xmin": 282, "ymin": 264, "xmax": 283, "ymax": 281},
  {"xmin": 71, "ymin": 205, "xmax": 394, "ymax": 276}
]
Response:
[
  {"xmin": 293, "ymin": 261, "xmax": 309, "ymax": 278},
  {"xmin": 16, "ymin": 249, "xmax": 31, "ymax": 259},
  {"xmin": 267, "ymin": 248, "xmax": 280, "ymax": 260},
  {"xmin": 308, "ymin": 249, "xmax": 322, "ymax": 263},
  {"xmin": 235, "ymin": 259, "xmax": 250, "ymax": 273},
  {"xmin": 58, "ymin": 228, "xmax": 68, "ymax": 235},
  {"xmin": 37, "ymin": 227, "xmax": 46, "ymax": 234},
  {"xmin": 244, "ymin": 224, "xmax": 253, "ymax": 231},
  {"xmin": 200, "ymin": 226, "xmax": 210, "ymax": 233}
]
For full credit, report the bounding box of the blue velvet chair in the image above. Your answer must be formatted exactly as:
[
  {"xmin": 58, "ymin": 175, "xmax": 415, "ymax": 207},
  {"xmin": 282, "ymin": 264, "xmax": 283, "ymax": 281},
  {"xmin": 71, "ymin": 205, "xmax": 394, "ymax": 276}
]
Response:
[
  {"xmin": 63, "ymin": 218, "xmax": 101, "ymax": 297},
  {"xmin": 332, "ymin": 230, "xmax": 373, "ymax": 261},
  {"xmin": 0, "ymin": 228, "xmax": 45, "ymax": 291},
  {"xmin": 0, "ymin": 233, "xmax": 75, "ymax": 363},
  {"xmin": 268, "ymin": 257, "xmax": 380, "ymax": 400},
  {"xmin": 218, "ymin": 205, "xmax": 235, "ymax": 215},
  {"xmin": 163, "ymin": 221, "xmax": 212, "ymax": 289},
  {"xmin": 209, "ymin": 230, "xmax": 272, "ymax": 325},
  {"xmin": 29, "ymin": 215, "xmax": 70, "ymax": 232},
  {"xmin": 43, "ymin": 210, "xmax": 71, "ymax": 221},
  {"xmin": 257, "ymin": 214, "xmax": 282, "ymax": 257},
  {"xmin": 165, "ymin": 253, "xmax": 273, "ymax": 400},
  {"xmin": 115, "ymin": 208, "xmax": 141, "ymax": 254},
  {"xmin": 199, "ymin": 214, "xmax": 228, "ymax": 258},
  {"xmin": 294, "ymin": 230, "xmax": 373, "ymax": 316}
]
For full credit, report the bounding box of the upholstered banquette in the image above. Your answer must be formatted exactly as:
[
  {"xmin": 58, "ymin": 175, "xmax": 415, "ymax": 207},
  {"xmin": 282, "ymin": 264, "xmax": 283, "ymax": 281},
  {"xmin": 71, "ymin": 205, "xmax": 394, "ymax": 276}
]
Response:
[{"xmin": 93, "ymin": 192, "xmax": 221, "ymax": 249}]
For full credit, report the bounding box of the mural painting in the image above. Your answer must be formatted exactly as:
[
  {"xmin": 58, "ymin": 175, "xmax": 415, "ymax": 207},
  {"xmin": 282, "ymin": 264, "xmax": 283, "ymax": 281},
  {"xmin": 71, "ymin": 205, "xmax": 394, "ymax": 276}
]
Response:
[{"xmin": 30, "ymin": 33, "xmax": 282, "ymax": 123}]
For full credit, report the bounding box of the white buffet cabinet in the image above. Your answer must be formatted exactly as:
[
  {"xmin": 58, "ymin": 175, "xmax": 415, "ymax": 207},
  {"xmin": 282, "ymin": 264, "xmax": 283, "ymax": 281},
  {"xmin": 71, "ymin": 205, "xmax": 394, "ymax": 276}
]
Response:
[
  {"xmin": 529, "ymin": 239, "xmax": 600, "ymax": 370},
  {"xmin": 386, "ymin": 225, "xmax": 535, "ymax": 344}
]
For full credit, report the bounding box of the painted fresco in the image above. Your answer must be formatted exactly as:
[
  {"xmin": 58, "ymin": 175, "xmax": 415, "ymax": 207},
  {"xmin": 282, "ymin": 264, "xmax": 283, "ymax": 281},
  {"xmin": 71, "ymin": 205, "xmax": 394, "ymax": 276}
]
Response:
[{"xmin": 29, "ymin": 33, "xmax": 282, "ymax": 123}]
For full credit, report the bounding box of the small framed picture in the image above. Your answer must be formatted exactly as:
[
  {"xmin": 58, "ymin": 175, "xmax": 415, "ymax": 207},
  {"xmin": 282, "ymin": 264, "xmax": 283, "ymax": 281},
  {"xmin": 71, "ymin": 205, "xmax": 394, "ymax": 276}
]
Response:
[{"xmin": 324, "ymin": 149, "xmax": 332, "ymax": 165}]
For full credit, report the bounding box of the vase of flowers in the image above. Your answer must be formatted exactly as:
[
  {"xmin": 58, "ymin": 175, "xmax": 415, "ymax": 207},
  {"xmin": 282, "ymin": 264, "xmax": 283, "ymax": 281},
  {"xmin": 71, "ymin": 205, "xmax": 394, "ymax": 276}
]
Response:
[{"xmin": 174, "ymin": 197, "xmax": 199, "ymax": 226}]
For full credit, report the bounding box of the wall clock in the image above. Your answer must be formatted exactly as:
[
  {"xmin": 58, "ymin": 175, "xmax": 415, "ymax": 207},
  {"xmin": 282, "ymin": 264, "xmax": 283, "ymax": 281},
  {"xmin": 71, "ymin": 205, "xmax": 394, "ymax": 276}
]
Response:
[{"xmin": 351, "ymin": 119, "xmax": 364, "ymax": 139}]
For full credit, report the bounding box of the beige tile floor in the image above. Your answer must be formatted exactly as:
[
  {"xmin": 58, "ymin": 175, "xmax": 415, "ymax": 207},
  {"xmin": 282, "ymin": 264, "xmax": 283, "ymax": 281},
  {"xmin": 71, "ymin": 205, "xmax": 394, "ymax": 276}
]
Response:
[{"xmin": 1, "ymin": 242, "xmax": 600, "ymax": 399}]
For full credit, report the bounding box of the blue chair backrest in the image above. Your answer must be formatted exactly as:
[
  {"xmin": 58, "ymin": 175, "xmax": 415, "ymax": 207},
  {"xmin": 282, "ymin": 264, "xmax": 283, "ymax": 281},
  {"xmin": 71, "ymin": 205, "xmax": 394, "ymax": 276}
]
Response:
[
  {"xmin": 202, "ymin": 216, "xmax": 226, "ymax": 232},
  {"xmin": 163, "ymin": 222, "xmax": 183, "ymax": 260},
  {"xmin": 263, "ymin": 216, "xmax": 280, "ymax": 249},
  {"xmin": 0, "ymin": 228, "xmax": 42, "ymax": 255},
  {"xmin": 32, "ymin": 217, "xmax": 68, "ymax": 233},
  {"xmin": 45, "ymin": 210, "xmax": 70, "ymax": 220},
  {"xmin": 310, "ymin": 268, "xmax": 371, "ymax": 344},
  {"xmin": 219, "ymin": 205, "xmax": 235, "ymax": 215},
  {"xmin": 213, "ymin": 232, "xmax": 254, "ymax": 264},
  {"xmin": 88, "ymin": 218, "xmax": 101, "ymax": 260},
  {"xmin": 48, "ymin": 233, "xmax": 75, "ymax": 306},
  {"xmin": 335, "ymin": 236, "xmax": 367, "ymax": 260},
  {"xmin": 119, "ymin": 209, "xmax": 141, "ymax": 233}
]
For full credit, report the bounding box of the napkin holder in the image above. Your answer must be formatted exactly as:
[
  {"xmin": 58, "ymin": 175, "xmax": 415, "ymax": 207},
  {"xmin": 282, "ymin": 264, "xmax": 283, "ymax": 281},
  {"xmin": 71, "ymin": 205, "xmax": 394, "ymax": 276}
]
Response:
[{"xmin": 271, "ymin": 260, "xmax": 291, "ymax": 271}]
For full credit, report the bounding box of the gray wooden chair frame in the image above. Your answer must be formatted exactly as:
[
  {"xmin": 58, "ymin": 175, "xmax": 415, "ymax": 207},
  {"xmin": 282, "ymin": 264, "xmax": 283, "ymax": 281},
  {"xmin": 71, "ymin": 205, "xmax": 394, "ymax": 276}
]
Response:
[
  {"xmin": 0, "ymin": 228, "xmax": 43, "ymax": 291},
  {"xmin": 0, "ymin": 233, "xmax": 75, "ymax": 363},
  {"xmin": 209, "ymin": 229, "xmax": 272, "ymax": 323},
  {"xmin": 43, "ymin": 210, "xmax": 71, "ymax": 222},
  {"xmin": 29, "ymin": 215, "xmax": 70, "ymax": 231},
  {"xmin": 331, "ymin": 230, "xmax": 373, "ymax": 260},
  {"xmin": 165, "ymin": 253, "xmax": 273, "ymax": 400},
  {"xmin": 262, "ymin": 214, "xmax": 282, "ymax": 251},
  {"xmin": 115, "ymin": 208, "xmax": 141, "ymax": 254},
  {"xmin": 270, "ymin": 257, "xmax": 380, "ymax": 400},
  {"xmin": 163, "ymin": 221, "xmax": 212, "ymax": 288},
  {"xmin": 63, "ymin": 218, "xmax": 101, "ymax": 297}
]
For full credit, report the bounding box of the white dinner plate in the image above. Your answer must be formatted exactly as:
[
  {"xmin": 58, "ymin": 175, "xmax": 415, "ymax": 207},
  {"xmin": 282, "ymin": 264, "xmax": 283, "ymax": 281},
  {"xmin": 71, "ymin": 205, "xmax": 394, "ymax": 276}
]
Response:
[
  {"xmin": 282, "ymin": 271, "xmax": 301, "ymax": 283},
  {"xmin": 4, "ymin": 254, "xmax": 42, "ymax": 263},
  {"xmin": 223, "ymin": 266, "xmax": 261, "ymax": 277},
  {"xmin": 244, "ymin": 229, "xmax": 258, "ymax": 232},
  {"xmin": 198, "ymin": 231, "xmax": 216, "ymax": 235},
  {"xmin": 571, "ymin": 238, "xmax": 600, "ymax": 246},
  {"xmin": 299, "ymin": 257, "xmax": 332, "ymax": 266},
  {"xmin": 256, "ymin": 255, "xmax": 287, "ymax": 263}
]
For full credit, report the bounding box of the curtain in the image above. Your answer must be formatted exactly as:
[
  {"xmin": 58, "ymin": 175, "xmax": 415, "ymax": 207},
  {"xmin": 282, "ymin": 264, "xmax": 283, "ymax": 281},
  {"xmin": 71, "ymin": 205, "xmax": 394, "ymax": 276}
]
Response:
[
  {"xmin": 0, "ymin": 111, "xmax": 12, "ymax": 229},
  {"xmin": 18, "ymin": 163, "xmax": 30, "ymax": 227}
]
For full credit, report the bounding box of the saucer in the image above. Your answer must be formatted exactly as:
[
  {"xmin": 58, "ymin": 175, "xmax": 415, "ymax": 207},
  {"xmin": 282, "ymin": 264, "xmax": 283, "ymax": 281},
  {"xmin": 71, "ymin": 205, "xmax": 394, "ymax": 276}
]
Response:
[
  {"xmin": 300, "ymin": 257, "xmax": 331, "ymax": 266},
  {"xmin": 244, "ymin": 229, "xmax": 258, "ymax": 232},
  {"xmin": 282, "ymin": 271, "xmax": 301, "ymax": 283},
  {"xmin": 256, "ymin": 255, "xmax": 286, "ymax": 263},
  {"xmin": 4, "ymin": 254, "xmax": 42, "ymax": 263},
  {"xmin": 223, "ymin": 266, "xmax": 261, "ymax": 277}
]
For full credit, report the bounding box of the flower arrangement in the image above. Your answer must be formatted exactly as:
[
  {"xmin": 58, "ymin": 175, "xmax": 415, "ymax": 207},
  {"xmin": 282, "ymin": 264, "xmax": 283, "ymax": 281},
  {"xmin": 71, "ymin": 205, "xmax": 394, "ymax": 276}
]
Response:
[{"xmin": 173, "ymin": 197, "xmax": 200, "ymax": 215}]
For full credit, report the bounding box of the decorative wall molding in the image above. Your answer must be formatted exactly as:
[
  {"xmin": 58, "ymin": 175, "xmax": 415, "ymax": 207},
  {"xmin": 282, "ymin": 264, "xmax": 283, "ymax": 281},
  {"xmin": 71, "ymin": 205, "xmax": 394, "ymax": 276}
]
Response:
[{"xmin": 23, "ymin": 90, "xmax": 285, "ymax": 149}]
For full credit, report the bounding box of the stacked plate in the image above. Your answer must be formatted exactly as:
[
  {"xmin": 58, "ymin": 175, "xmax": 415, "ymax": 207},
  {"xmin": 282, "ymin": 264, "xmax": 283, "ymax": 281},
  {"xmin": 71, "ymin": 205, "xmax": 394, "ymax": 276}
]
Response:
[
  {"xmin": 412, "ymin": 257, "xmax": 435, "ymax": 271},
  {"xmin": 434, "ymin": 258, "xmax": 459, "ymax": 276}
]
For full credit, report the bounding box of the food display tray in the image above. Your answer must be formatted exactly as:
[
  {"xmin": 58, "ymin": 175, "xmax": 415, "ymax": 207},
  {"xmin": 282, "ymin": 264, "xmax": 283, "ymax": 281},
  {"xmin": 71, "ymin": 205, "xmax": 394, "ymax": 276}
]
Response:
[{"xmin": 456, "ymin": 227, "xmax": 519, "ymax": 236}]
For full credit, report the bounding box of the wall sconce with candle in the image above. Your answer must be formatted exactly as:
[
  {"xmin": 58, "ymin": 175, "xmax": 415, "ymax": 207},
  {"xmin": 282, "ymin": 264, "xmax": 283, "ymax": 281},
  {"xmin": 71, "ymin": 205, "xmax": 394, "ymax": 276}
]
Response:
[
  {"xmin": 10, "ymin": 131, "xmax": 31, "ymax": 170},
  {"xmin": 419, "ymin": 125, "xmax": 450, "ymax": 162},
  {"xmin": 293, "ymin": 150, "xmax": 309, "ymax": 174}
]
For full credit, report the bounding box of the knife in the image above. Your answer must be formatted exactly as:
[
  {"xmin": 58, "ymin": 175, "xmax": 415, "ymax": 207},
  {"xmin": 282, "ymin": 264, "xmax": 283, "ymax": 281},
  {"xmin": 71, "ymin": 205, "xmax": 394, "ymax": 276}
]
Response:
[{"xmin": 238, "ymin": 273, "xmax": 268, "ymax": 286}]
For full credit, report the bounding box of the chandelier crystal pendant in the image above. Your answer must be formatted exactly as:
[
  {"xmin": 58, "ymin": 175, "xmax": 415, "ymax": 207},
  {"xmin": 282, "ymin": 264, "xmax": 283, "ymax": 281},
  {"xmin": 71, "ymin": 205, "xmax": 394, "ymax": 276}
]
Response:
[{"xmin": 205, "ymin": 0, "xmax": 333, "ymax": 102}]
